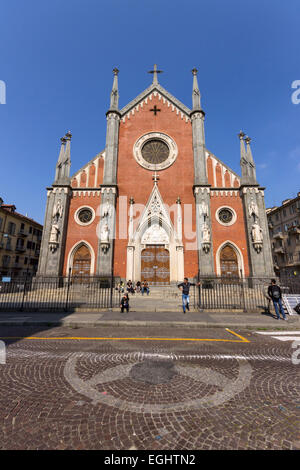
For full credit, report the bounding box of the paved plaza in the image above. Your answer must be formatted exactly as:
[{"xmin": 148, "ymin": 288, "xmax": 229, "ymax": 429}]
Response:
[{"xmin": 0, "ymin": 324, "xmax": 299, "ymax": 450}]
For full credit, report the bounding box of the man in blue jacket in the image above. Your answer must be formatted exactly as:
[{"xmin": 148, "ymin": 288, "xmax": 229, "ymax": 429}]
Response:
[{"xmin": 178, "ymin": 278, "xmax": 200, "ymax": 314}]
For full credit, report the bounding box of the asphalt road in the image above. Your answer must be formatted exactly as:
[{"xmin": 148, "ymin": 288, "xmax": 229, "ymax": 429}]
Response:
[{"xmin": 0, "ymin": 325, "xmax": 299, "ymax": 450}]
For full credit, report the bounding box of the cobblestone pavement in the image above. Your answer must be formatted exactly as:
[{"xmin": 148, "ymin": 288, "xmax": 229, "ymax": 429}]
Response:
[{"xmin": 0, "ymin": 326, "xmax": 299, "ymax": 450}]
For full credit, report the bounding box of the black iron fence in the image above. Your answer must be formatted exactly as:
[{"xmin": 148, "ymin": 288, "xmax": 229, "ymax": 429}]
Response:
[
  {"xmin": 0, "ymin": 275, "xmax": 121, "ymax": 312},
  {"xmin": 195, "ymin": 275, "xmax": 300, "ymax": 311}
]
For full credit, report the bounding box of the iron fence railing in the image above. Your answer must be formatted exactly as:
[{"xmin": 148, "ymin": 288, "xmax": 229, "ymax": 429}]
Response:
[
  {"xmin": 0, "ymin": 275, "xmax": 121, "ymax": 312},
  {"xmin": 195, "ymin": 275, "xmax": 300, "ymax": 311}
]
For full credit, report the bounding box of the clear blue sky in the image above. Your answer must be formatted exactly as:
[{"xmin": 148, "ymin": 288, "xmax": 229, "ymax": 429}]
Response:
[{"xmin": 0, "ymin": 0, "xmax": 299, "ymax": 224}]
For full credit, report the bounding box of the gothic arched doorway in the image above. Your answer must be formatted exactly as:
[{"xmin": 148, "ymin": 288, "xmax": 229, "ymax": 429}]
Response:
[
  {"xmin": 220, "ymin": 245, "xmax": 239, "ymax": 278},
  {"xmin": 141, "ymin": 246, "xmax": 170, "ymax": 286},
  {"xmin": 72, "ymin": 245, "xmax": 91, "ymax": 278}
]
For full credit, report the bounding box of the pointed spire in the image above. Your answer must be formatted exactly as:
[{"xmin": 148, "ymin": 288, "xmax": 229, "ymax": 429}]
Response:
[
  {"xmin": 238, "ymin": 130, "xmax": 246, "ymax": 162},
  {"xmin": 109, "ymin": 68, "xmax": 119, "ymax": 110},
  {"xmin": 192, "ymin": 68, "xmax": 201, "ymax": 110},
  {"xmin": 148, "ymin": 64, "xmax": 163, "ymax": 85},
  {"xmin": 239, "ymin": 132, "xmax": 257, "ymax": 185},
  {"xmin": 54, "ymin": 132, "xmax": 71, "ymax": 184},
  {"xmin": 245, "ymin": 135, "xmax": 257, "ymax": 183},
  {"xmin": 244, "ymin": 136, "xmax": 255, "ymax": 164}
]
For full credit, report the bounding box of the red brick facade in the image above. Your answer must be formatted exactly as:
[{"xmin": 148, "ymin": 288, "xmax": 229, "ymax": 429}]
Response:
[{"xmin": 62, "ymin": 87, "xmax": 251, "ymax": 280}]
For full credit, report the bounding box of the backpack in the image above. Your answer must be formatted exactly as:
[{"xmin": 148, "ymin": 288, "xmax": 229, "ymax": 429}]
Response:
[
  {"xmin": 294, "ymin": 303, "xmax": 300, "ymax": 314},
  {"xmin": 272, "ymin": 286, "xmax": 280, "ymax": 300}
]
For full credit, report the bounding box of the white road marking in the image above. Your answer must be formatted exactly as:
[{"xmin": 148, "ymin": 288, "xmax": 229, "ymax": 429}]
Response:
[
  {"xmin": 271, "ymin": 336, "xmax": 300, "ymax": 342},
  {"xmin": 256, "ymin": 330, "xmax": 300, "ymax": 342},
  {"xmin": 256, "ymin": 331, "xmax": 300, "ymax": 335}
]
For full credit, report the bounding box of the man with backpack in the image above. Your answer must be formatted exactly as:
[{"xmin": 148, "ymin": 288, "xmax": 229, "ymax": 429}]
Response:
[{"xmin": 267, "ymin": 279, "xmax": 288, "ymax": 320}]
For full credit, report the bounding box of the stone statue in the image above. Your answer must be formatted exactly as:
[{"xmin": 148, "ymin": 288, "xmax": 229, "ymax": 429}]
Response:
[
  {"xmin": 248, "ymin": 198, "xmax": 259, "ymax": 221},
  {"xmin": 49, "ymin": 224, "xmax": 60, "ymax": 243},
  {"xmin": 101, "ymin": 198, "xmax": 111, "ymax": 219},
  {"xmin": 52, "ymin": 199, "xmax": 63, "ymax": 221},
  {"xmin": 251, "ymin": 222, "xmax": 263, "ymax": 243},
  {"xmin": 49, "ymin": 223, "xmax": 60, "ymax": 253},
  {"xmin": 202, "ymin": 222, "xmax": 211, "ymax": 243},
  {"xmin": 101, "ymin": 223, "xmax": 110, "ymax": 242},
  {"xmin": 198, "ymin": 200, "xmax": 208, "ymax": 220}
]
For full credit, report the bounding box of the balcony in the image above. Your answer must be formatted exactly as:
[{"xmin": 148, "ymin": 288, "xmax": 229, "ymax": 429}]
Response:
[
  {"xmin": 18, "ymin": 229, "xmax": 28, "ymax": 237},
  {"xmin": 273, "ymin": 232, "xmax": 284, "ymax": 240},
  {"xmin": 274, "ymin": 247, "xmax": 285, "ymax": 254},
  {"xmin": 15, "ymin": 245, "xmax": 26, "ymax": 252},
  {"xmin": 288, "ymin": 225, "xmax": 300, "ymax": 235}
]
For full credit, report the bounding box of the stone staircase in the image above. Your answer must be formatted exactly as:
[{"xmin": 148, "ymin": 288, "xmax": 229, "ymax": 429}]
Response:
[{"xmin": 115, "ymin": 286, "xmax": 199, "ymax": 313}]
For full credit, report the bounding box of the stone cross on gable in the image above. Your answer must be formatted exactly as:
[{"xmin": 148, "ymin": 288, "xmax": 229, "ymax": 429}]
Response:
[{"xmin": 148, "ymin": 64, "xmax": 163, "ymax": 85}]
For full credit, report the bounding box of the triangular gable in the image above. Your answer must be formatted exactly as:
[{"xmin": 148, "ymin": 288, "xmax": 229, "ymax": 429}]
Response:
[
  {"xmin": 134, "ymin": 184, "xmax": 176, "ymax": 241},
  {"xmin": 120, "ymin": 83, "xmax": 191, "ymax": 121}
]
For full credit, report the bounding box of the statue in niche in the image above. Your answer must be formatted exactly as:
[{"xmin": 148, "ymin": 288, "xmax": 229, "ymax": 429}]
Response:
[
  {"xmin": 202, "ymin": 222, "xmax": 211, "ymax": 243},
  {"xmin": 101, "ymin": 197, "xmax": 111, "ymax": 219},
  {"xmin": 100, "ymin": 223, "xmax": 110, "ymax": 253},
  {"xmin": 52, "ymin": 199, "xmax": 63, "ymax": 222},
  {"xmin": 248, "ymin": 198, "xmax": 259, "ymax": 222},
  {"xmin": 49, "ymin": 223, "xmax": 60, "ymax": 253},
  {"xmin": 251, "ymin": 221, "xmax": 263, "ymax": 243},
  {"xmin": 198, "ymin": 200, "xmax": 208, "ymax": 221}
]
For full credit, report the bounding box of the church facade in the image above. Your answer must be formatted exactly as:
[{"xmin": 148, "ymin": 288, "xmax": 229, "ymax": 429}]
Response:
[{"xmin": 37, "ymin": 66, "xmax": 274, "ymax": 284}]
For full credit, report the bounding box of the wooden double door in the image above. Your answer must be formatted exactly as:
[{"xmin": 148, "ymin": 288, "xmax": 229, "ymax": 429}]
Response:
[
  {"xmin": 141, "ymin": 245, "xmax": 170, "ymax": 285},
  {"xmin": 220, "ymin": 245, "xmax": 239, "ymax": 277},
  {"xmin": 72, "ymin": 245, "xmax": 91, "ymax": 278}
]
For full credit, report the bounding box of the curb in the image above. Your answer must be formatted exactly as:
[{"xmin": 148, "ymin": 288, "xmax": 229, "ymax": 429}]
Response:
[{"xmin": 0, "ymin": 319, "xmax": 299, "ymax": 330}]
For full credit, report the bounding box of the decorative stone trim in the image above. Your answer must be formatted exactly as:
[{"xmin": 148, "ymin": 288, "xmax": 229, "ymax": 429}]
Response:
[
  {"xmin": 133, "ymin": 132, "xmax": 178, "ymax": 171},
  {"xmin": 121, "ymin": 90, "xmax": 191, "ymax": 124}
]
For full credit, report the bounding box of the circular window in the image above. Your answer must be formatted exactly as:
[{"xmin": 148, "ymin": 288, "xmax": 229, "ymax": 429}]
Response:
[
  {"xmin": 141, "ymin": 139, "xmax": 169, "ymax": 165},
  {"xmin": 75, "ymin": 207, "xmax": 95, "ymax": 226},
  {"xmin": 216, "ymin": 207, "xmax": 237, "ymax": 226},
  {"xmin": 219, "ymin": 209, "xmax": 233, "ymax": 224},
  {"xmin": 133, "ymin": 132, "xmax": 178, "ymax": 171}
]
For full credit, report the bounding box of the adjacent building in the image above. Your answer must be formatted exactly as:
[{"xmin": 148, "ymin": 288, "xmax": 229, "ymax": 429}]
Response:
[
  {"xmin": 267, "ymin": 192, "xmax": 300, "ymax": 277},
  {"xmin": 0, "ymin": 198, "xmax": 43, "ymax": 279}
]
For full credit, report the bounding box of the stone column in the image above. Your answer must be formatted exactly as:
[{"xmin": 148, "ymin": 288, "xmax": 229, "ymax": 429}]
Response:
[
  {"xmin": 194, "ymin": 187, "xmax": 214, "ymax": 276},
  {"xmin": 97, "ymin": 186, "xmax": 117, "ymax": 277},
  {"xmin": 176, "ymin": 197, "xmax": 184, "ymax": 281},
  {"xmin": 241, "ymin": 186, "xmax": 274, "ymax": 278},
  {"xmin": 37, "ymin": 186, "xmax": 71, "ymax": 277}
]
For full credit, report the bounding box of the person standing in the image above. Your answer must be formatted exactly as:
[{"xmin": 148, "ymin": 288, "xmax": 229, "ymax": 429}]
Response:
[
  {"xmin": 120, "ymin": 293, "xmax": 129, "ymax": 313},
  {"xmin": 178, "ymin": 278, "xmax": 200, "ymax": 313},
  {"xmin": 267, "ymin": 279, "xmax": 288, "ymax": 320}
]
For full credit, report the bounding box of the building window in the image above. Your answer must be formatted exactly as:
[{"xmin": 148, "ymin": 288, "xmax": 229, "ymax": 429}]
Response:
[
  {"xmin": 24, "ymin": 257, "xmax": 28, "ymax": 265},
  {"xmin": 0, "ymin": 217, "xmax": 3, "ymax": 230},
  {"xmin": 7, "ymin": 222, "xmax": 16, "ymax": 235},
  {"xmin": 276, "ymin": 213, "xmax": 279, "ymax": 221},
  {"xmin": 29, "ymin": 226, "xmax": 32, "ymax": 234},
  {"xmin": 283, "ymin": 209, "xmax": 286, "ymax": 217},
  {"xmin": 27, "ymin": 241, "xmax": 32, "ymax": 249}
]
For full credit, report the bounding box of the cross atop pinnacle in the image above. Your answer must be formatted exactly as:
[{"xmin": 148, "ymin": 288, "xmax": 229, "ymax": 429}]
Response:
[{"xmin": 148, "ymin": 64, "xmax": 163, "ymax": 85}]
